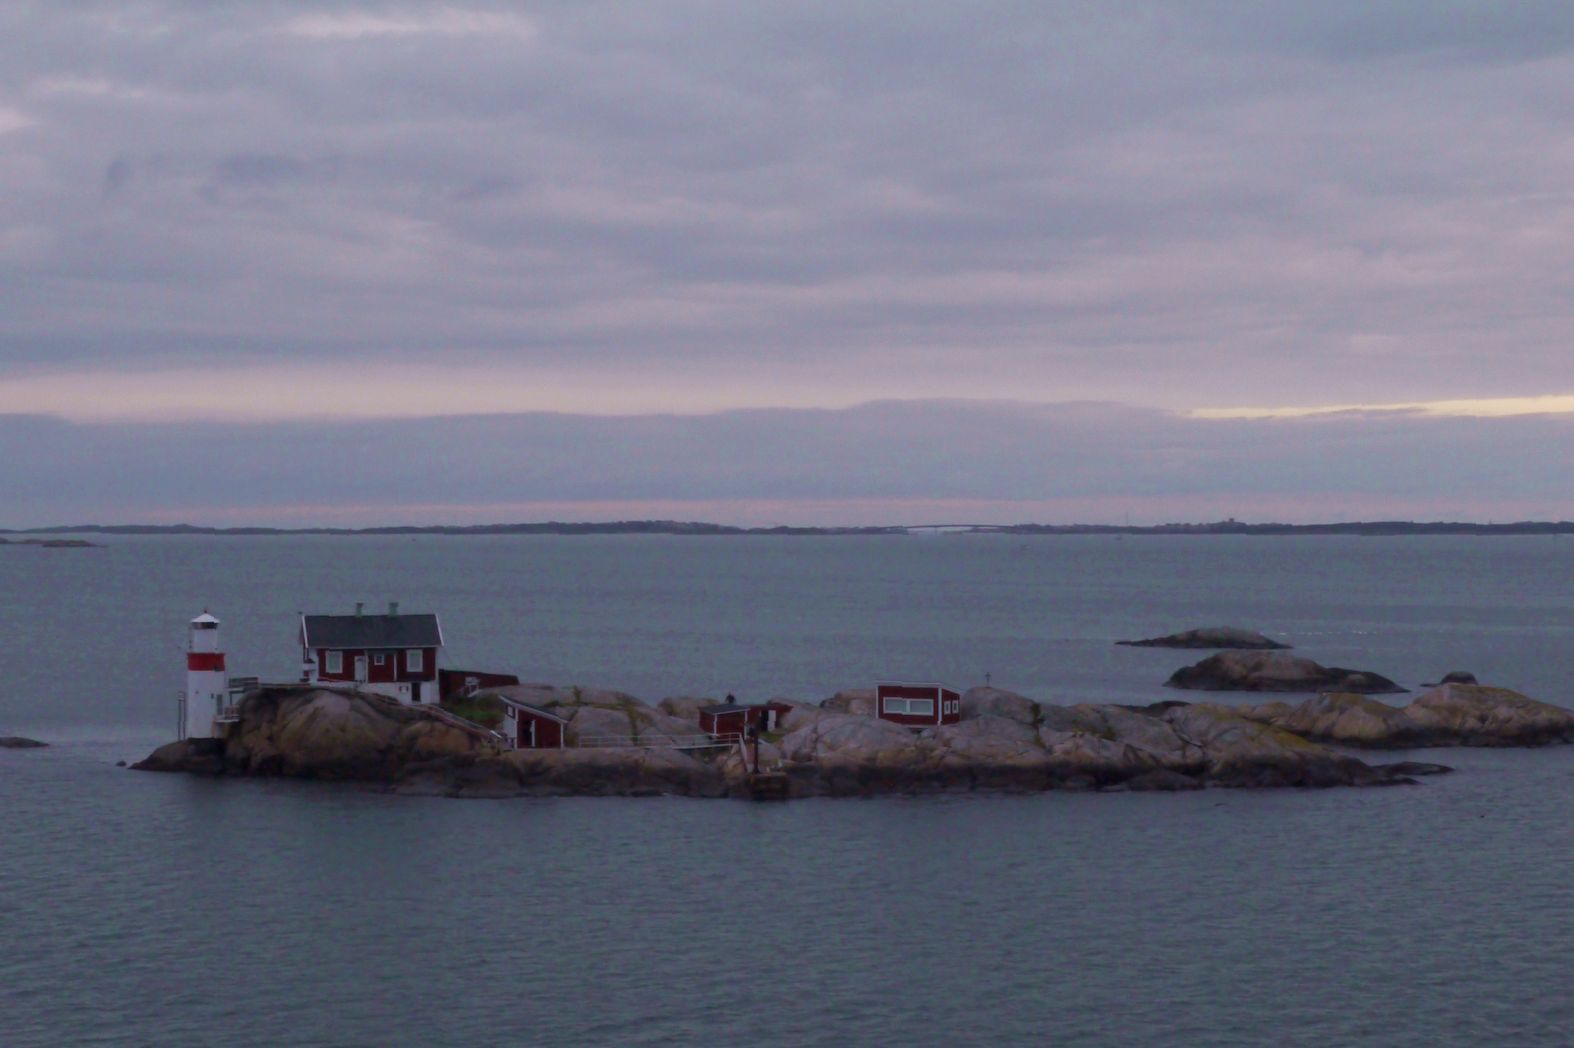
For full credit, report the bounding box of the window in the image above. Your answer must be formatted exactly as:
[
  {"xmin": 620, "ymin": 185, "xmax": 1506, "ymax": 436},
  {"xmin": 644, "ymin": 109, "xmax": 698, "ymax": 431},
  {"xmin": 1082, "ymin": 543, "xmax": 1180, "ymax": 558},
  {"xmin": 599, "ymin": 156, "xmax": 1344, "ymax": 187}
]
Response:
[
  {"xmin": 407, "ymin": 649, "xmax": 424, "ymax": 673},
  {"xmin": 883, "ymin": 697, "xmax": 934, "ymax": 717},
  {"xmin": 324, "ymin": 650, "xmax": 342, "ymax": 674},
  {"xmin": 373, "ymin": 653, "xmax": 386, "ymax": 666}
]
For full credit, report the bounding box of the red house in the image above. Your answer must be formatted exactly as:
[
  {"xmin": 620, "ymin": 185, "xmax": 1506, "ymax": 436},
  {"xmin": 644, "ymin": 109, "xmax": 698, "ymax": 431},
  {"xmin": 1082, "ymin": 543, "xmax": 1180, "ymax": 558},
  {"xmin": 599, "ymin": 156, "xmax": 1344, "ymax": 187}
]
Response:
[
  {"xmin": 301, "ymin": 603, "xmax": 442, "ymax": 705},
  {"xmin": 497, "ymin": 697, "xmax": 567, "ymax": 749},
  {"xmin": 699, "ymin": 702, "xmax": 754, "ymax": 738},
  {"xmin": 876, "ymin": 682, "xmax": 962, "ymax": 728}
]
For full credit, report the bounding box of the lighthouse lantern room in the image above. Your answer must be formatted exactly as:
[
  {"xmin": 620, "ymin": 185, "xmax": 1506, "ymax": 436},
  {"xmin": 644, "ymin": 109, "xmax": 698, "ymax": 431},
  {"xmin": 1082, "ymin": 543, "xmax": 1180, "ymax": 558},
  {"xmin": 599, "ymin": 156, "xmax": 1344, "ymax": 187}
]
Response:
[{"xmin": 182, "ymin": 611, "xmax": 228, "ymax": 740}]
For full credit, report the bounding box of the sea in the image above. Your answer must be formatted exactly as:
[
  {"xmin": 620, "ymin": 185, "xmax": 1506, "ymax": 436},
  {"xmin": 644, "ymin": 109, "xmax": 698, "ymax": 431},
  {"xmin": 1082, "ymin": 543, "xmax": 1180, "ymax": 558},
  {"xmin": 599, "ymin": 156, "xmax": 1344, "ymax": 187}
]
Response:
[{"xmin": 1, "ymin": 534, "xmax": 1570, "ymax": 1047}]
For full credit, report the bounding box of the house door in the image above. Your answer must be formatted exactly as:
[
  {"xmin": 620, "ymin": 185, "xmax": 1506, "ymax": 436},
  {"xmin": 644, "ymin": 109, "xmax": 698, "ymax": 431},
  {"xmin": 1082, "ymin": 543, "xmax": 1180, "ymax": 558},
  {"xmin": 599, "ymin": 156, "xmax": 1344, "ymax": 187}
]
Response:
[
  {"xmin": 523, "ymin": 719, "xmax": 535, "ymax": 748},
  {"xmin": 355, "ymin": 656, "xmax": 368, "ymax": 682}
]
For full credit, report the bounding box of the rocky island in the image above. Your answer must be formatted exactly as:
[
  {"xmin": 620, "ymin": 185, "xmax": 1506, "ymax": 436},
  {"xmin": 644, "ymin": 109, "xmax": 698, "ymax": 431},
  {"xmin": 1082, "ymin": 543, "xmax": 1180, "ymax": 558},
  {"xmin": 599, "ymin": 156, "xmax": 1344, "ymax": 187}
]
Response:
[
  {"xmin": 1165, "ymin": 651, "xmax": 1406, "ymax": 694},
  {"xmin": 1117, "ymin": 626, "xmax": 1290, "ymax": 650},
  {"xmin": 131, "ymin": 676, "xmax": 1574, "ymax": 798}
]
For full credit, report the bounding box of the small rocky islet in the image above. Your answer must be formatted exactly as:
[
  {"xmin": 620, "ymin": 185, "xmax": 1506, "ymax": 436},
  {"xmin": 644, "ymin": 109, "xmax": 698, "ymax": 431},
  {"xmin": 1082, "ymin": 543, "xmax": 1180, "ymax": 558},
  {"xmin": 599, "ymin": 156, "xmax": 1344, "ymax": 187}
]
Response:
[
  {"xmin": 1117, "ymin": 626, "xmax": 1291, "ymax": 650},
  {"xmin": 133, "ymin": 676, "xmax": 1574, "ymax": 799}
]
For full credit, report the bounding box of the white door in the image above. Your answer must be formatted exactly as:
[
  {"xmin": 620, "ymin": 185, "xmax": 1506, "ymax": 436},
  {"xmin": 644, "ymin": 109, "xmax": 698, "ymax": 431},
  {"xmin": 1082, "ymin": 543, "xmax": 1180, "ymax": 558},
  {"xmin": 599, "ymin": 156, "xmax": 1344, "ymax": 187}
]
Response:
[{"xmin": 355, "ymin": 656, "xmax": 368, "ymax": 682}]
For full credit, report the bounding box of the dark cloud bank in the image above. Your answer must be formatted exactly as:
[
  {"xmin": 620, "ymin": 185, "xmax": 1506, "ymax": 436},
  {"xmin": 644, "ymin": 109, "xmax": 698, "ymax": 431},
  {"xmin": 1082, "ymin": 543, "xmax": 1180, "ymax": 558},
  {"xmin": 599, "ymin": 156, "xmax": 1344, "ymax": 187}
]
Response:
[{"xmin": 2, "ymin": 401, "xmax": 1568, "ymax": 526}]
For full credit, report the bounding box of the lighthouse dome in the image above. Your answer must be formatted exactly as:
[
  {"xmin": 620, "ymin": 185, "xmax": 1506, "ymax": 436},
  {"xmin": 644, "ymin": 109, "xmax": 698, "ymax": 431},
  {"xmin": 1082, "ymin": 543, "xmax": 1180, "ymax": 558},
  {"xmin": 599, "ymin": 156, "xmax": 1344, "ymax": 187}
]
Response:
[{"xmin": 191, "ymin": 611, "xmax": 220, "ymax": 628}]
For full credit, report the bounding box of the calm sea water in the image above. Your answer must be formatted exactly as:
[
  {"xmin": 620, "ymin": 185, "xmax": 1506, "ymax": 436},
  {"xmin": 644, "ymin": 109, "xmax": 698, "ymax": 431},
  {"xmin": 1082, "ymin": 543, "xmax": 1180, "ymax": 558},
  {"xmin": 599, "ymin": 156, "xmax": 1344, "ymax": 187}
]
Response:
[{"xmin": 2, "ymin": 535, "xmax": 1571, "ymax": 1046}]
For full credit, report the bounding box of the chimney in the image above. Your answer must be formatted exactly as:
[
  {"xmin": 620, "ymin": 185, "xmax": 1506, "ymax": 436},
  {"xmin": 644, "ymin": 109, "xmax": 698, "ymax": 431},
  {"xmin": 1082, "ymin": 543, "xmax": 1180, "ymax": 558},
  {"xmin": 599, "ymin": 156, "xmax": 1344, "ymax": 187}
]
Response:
[
  {"xmin": 388, "ymin": 601, "xmax": 399, "ymax": 616},
  {"xmin": 355, "ymin": 602, "xmax": 364, "ymax": 616}
]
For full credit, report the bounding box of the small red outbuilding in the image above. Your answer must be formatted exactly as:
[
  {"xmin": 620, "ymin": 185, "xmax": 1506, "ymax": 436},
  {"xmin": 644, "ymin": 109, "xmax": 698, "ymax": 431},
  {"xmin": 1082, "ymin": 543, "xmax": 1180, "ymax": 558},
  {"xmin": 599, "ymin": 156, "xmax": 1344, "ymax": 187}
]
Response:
[
  {"xmin": 498, "ymin": 697, "xmax": 567, "ymax": 749},
  {"xmin": 699, "ymin": 703, "xmax": 754, "ymax": 738},
  {"xmin": 439, "ymin": 668, "xmax": 522, "ymax": 702},
  {"xmin": 875, "ymin": 682, "xmax": 962, "ymax": 728}
]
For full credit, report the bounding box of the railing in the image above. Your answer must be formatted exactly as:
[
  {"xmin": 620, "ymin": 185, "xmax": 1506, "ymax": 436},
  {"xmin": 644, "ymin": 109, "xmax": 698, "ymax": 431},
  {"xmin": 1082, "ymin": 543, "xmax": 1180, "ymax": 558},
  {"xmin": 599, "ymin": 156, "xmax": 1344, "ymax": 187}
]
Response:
[
  {"xmin": 576, "ymin": 733, "xmax": 742, "ymax": 750},
  {"xmin": 214, "ymin": 705, "xmax": 242, "ymax": 723}
]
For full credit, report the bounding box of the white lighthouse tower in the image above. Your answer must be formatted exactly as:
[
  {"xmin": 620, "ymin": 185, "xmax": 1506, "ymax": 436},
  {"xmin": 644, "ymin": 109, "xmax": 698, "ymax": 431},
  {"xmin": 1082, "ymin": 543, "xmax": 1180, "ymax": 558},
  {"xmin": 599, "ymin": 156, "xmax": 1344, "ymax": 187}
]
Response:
[{"xmin": 182, "ymin": 611, "xmax": 228, "ymax": 740}]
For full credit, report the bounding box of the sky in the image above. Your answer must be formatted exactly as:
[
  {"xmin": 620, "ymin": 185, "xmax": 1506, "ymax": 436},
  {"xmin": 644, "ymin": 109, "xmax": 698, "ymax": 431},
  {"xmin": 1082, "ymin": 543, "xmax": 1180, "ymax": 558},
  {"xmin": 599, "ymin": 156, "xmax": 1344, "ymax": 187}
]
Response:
[{"xmin": 1, "ymin": 2, "xmax": 1570, "ymax": 526}]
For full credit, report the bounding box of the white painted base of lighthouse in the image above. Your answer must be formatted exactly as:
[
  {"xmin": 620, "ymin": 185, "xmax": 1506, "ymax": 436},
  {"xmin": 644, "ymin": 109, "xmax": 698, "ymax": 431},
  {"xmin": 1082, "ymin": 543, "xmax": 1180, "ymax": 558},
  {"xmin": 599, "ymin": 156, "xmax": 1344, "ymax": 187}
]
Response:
[{"xmin": 182, "ymin": 669, "xmax": 228, "ymax": 740}]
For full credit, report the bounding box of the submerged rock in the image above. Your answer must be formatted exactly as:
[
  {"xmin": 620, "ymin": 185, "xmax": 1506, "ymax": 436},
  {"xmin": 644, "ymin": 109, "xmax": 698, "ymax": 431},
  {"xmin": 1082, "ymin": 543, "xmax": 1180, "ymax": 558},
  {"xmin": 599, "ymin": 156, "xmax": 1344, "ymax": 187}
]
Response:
[
  {"xmin": 1118, "ymin": 627, "xmax": 1290, "ymax": 650},
  {"xmin": 1164, "ymin": 651, "xmax": 1405, "ymax": 694},
  {"xmin": 0, "ymin": 736, "xmax": 48, "ymax": 748},
  {"xmin": 1242, "ymin": 684, "xmax": 1574, "ymax": 748}
]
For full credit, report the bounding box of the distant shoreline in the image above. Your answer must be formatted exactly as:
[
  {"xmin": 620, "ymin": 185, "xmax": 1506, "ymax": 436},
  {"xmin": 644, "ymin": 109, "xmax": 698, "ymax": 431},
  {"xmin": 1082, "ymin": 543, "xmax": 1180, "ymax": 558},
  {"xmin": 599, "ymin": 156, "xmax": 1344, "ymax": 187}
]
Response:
[{"xmin": 2, "ymin": 519, "xmax": 1571, "ymax": 537}]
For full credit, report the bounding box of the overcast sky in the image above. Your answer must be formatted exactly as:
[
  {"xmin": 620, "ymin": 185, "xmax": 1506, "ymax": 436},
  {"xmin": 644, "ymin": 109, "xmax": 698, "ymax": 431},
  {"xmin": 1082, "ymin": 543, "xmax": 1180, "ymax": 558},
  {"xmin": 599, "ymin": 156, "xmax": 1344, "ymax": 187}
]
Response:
[{"xmin": 1, "ymin": 3, "xmax": 1570, "ymax": 524}]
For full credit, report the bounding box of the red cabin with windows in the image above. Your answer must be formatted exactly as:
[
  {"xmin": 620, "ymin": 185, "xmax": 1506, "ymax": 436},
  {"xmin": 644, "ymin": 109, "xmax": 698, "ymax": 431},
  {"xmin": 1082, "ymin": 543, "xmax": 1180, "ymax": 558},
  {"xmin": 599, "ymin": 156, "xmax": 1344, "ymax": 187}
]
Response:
[
  {"xmin": 876, "ymin": 682, "xmax": 961, "ymax": 728},
  {"xmin": 301, "ymin": 602, "xmax": 442, "ymax": 705},
  {"xmin": 498, "ymin": 697, "xmax": 567, "ymax": 749}
]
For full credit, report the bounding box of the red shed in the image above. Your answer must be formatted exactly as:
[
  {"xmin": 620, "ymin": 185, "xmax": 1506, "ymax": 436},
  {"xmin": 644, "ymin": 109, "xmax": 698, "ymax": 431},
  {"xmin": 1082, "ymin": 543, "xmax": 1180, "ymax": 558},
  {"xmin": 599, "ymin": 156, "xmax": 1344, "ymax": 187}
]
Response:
[
  {"xmin": 759, "ymin": 700, "xmax": 795, "ymax": 732},
  {"xmin": 440, "ymin": 668, "xmax": 522, "ymax": 702},
  {"xmin": 699, "ymin": 703, "xmax": 754, "ymax": 739},
  {"xmin": 876, "ymin": 682, "xmax": 962, "ymax": 728},
  {"xmin": 498, "ymin": 697, "xmax": 567, "ymax": 749}
]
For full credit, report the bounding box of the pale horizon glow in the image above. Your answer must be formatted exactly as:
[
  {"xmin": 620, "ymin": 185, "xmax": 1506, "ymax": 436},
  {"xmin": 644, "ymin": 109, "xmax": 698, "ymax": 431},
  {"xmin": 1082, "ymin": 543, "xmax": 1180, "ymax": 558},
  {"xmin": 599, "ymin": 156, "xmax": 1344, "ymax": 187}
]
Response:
[
  {"xmin": 1193, "ymin": 394, "xmax": 1574, "ymax": 420},
  {"xmin": 0, "ymin": 364, "xmax": 883, "ymax": 422}
]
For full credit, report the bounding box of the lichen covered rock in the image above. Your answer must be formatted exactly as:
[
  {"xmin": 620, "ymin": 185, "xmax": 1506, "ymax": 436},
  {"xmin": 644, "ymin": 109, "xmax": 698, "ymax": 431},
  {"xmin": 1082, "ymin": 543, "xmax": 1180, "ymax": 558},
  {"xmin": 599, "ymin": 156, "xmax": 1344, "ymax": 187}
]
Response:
[{"xmin": 1242, "ymin": 683, "xmax": 1574, "ymax": 747}]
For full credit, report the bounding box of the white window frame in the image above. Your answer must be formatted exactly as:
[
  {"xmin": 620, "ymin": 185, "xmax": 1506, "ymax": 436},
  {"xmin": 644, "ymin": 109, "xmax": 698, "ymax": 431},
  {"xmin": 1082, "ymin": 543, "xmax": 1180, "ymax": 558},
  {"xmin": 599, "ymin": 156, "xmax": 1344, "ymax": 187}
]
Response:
[
  {"xmin": 373, "ymin": 653, "xmax": 386, "ymax": 666},
  {"xmin": 406, "ymin": 649, "xmax": 424, "ymax": 673},
  {"xmin": 324, "ymin": 650, "xmax": 342, "ymax": 674},
  {"xmin": 883, "ymin": 697, "xmax": 935, "ymax": 717}
]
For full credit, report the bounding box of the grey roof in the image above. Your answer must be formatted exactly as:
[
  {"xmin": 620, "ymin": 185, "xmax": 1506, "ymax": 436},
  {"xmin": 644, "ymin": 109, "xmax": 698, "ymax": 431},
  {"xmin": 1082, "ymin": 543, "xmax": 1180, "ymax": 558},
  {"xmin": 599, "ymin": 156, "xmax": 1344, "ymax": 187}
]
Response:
[
  {"xmin": 700, "ymin": 703, "xmax": 752, "ymax": 715},
  {"xmin": 302, "ymin": 613, "xmax": 442, "ymax": 650},
  {"xmin": 496, "ymin": 697, "xmax": 568, "ymax": 722}
]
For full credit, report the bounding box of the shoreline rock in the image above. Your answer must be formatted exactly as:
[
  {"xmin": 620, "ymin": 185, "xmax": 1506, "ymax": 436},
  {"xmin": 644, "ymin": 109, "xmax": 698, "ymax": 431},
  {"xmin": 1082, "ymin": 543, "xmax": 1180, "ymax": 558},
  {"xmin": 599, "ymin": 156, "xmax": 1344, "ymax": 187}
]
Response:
[
  {"xmin": 1239, "ymin": 684, "xmax": 1574, "ymax": 748},
  {"xmin": 1118, "ymin": 627, "xmax": 1290, "ymax": 650},
  {"xmin": 0, "ymin": 736, "xmax": 49, "ymax": 748},
  {"xmin": 132, "ymin": 683, "xmax": 1462, "ymax": 797},
  {"xmin": 1165, "ymin": 651, "xmax": 1405, "ymax": 694}
]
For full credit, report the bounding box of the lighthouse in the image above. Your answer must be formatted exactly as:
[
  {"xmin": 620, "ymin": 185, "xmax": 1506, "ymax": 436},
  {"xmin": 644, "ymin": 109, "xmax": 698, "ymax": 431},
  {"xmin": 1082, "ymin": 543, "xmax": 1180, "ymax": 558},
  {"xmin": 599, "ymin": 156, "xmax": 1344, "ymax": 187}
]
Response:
[{"xmin": 183, "ymin": 611, "xmax": 228, "ymax": 739}]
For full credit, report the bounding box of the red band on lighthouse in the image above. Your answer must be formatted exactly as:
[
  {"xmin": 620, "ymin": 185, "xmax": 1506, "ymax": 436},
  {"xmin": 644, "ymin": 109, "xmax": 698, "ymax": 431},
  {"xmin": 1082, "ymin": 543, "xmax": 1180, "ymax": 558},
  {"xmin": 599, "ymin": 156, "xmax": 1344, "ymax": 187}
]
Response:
[{"xmin": 187, "ymin": 652, "xmax": 226, "ymax": 672}]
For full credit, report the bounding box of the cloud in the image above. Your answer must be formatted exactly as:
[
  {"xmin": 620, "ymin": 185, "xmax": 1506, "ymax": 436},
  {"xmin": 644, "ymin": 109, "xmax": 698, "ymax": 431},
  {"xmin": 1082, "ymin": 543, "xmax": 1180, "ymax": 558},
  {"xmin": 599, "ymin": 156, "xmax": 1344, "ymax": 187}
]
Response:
[
  {"xmin": 0, "ymin": 106, "xmax": 34, "ymax": 134},
  {"xmin": 1, "ymin": 1, "xmax": 1573, "ymax": 423},
  {"xmin": 1193, "ymin": 394, "xmax": 1574, "ymax": 419},
  {"xmin": 280, "ymin": 8, "xmax": 538, "ymax": 41},
  {"xmin": 0, "ymin": 400, "xmax": 1567, "ymax": 526}
]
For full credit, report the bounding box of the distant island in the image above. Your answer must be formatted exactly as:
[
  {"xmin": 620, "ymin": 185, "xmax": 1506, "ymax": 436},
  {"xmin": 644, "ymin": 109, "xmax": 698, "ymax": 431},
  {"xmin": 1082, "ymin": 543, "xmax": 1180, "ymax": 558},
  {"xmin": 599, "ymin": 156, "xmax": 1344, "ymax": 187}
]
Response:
[
  {"xmin": 2, "ymin": 519, "xmax": 1571, "ymax": 537},
  {"xmin": 0, "ymin": 537, "xmax": 97, "ymax": 547}
]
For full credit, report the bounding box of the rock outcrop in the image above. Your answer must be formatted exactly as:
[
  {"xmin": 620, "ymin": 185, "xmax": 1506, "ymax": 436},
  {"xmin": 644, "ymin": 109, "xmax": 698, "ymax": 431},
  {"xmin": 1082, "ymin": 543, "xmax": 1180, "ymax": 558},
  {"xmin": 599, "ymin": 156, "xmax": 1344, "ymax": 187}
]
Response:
[
  {"xmin": 1165, "ymin": 651, "xmax": 1405, "ymax": 693},
  {"xmin": 142, "ymin": 677, "xmax": 1574, "ymax": 797},
  {"xmin": 1240, "ymin": 684, "xmax": 1574, "ymax": 748},
  {"xmin": 135, "ymin": 686, "xmax": 495, "ymax": 779},
  {"xmin": 0, "ymin": 736, "xmax": 48, "ymax": 748},
  {"xmin": 820, "ymin": 688, "xmax": 876, "ymax": 717},
  {"xmin": 770, "ymin": 701, "xmax": 1418, "ymax": 794},
  {"xmin": 1118, "ymin": 627, "xmax": 1290, "ymax": 650}
]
